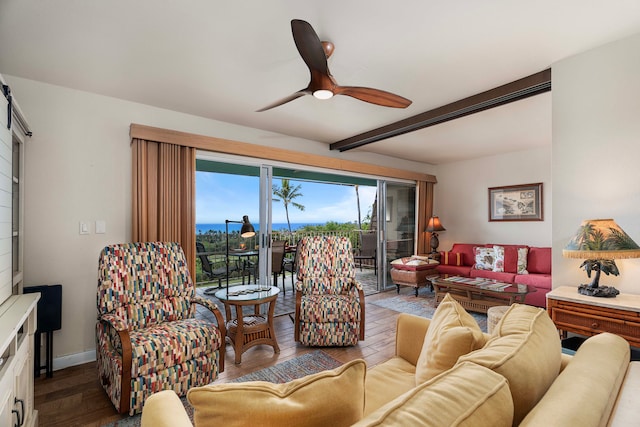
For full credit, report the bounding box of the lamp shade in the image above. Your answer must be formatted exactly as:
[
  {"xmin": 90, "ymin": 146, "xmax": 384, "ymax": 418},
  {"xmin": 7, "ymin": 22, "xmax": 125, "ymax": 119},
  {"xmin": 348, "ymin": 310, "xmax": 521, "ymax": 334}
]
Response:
[
  {"xmin": 563, "ymin": 219, "xmax": 640, "ymax": 260},
  {"xmin": 425, "ymin": 216, "xmax": 446, "ymax": 233},
  {"xmin": 240, "ymin": 215, "xmax": 256, "ymax": 238}
]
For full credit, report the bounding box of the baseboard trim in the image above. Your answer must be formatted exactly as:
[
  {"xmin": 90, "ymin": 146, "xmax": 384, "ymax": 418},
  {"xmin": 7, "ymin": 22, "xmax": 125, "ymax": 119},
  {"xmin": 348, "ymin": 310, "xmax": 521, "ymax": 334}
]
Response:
[{"xmin": 52, "ymin": 349, "xmax": 96, "ymax": 371}]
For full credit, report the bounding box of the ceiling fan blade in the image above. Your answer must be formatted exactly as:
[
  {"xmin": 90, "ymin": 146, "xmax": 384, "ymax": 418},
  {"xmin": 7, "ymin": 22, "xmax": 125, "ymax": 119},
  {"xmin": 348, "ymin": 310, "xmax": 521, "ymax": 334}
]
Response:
[
  {"xmin": 335, "ymin": 86, "xmax": 412, "ymax": 108},
  {"xmin": 256, "ymin": 90, "xmax": 310, "ymax": 112},
  {"xmin": 291, "ymin": 19, "xmax": 329, "ymax": 75}
]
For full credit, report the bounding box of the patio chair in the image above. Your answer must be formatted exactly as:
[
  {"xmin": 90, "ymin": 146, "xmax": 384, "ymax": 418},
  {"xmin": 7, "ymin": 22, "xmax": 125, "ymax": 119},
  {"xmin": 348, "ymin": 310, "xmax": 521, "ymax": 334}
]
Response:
[
  {"xmin": 354, "ymin": 232, "xmax": 377, "ymax": 275},
  {"xmin": 294, "ymin": 236, "xmax": 365, "ymax": 346},
  {"xmin": 196, "ymin": 241, "xmax": 228, "ymax": 287},
  {"xmin": 96, "ymin": 242, "xmax": 226, "ymax": 415},
  {"xmin": 282, "ymin": 240, "xmax": 301, "ymax": 289},
  {"xmin": 272, "ymin": 240, "xmax": 287, "ymax": 292}
]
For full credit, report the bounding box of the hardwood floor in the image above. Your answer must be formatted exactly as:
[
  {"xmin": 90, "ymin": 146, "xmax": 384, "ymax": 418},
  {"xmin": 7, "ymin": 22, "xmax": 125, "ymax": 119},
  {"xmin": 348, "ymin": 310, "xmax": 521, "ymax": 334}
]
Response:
[{"xmin": 35, "ymin": 289, "xmax": 404, "ymax": 427}]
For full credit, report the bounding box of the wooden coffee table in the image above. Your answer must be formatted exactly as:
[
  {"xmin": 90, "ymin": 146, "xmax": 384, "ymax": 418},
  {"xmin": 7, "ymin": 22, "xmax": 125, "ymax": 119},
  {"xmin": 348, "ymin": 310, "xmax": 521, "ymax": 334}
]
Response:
[
  {"xmin": 432, "ymin": 276, "xmax": 535, "ymax": 313},
  {"xmin": 214, "ymin": 285, "xmax": 280, "ymax": 364}
]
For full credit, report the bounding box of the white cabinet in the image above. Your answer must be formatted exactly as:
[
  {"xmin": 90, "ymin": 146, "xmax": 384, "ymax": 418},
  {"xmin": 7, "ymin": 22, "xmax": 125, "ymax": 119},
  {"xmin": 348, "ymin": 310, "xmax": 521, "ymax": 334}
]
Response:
[
  {"xmin": 0, "ymin": 294, "xmax": 39, "ymax": 427},
  {"xmin": 0, "ymin": 75, "xmax": 36, "ymax": 426}
]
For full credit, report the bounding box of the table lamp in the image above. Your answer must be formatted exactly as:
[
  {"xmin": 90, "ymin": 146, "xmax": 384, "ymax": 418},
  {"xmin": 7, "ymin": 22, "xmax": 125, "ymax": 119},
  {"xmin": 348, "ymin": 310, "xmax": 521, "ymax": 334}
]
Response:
[
  {"xmin": 563, "ymin": 218, "xmax": 640, "ymax": 297},
  {"xmin": 226, "ymin": 215, "xmax": 256, "ymax": 295},
  {"xmin": 425, "ymin": 216, "xmax": 446, "ymax": 254}
]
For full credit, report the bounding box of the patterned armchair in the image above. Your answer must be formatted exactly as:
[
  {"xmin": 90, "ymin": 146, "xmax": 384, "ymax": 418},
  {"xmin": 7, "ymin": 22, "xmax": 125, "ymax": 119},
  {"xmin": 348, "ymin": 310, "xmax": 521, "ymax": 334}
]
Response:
[
  {"xmin": 294, "ymin": 236, "xmax": 365, "ymax": 346},
  {"xmin": 96, "ymin": 242, "xmax": 226, "ymax": 415}
]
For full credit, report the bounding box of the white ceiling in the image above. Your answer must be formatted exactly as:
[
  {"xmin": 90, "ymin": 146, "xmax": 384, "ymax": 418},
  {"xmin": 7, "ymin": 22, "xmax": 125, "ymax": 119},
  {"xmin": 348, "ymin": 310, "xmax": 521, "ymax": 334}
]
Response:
[{"xmin": 1, "ymin": 1, "xmax": 639, "ymax": 164}]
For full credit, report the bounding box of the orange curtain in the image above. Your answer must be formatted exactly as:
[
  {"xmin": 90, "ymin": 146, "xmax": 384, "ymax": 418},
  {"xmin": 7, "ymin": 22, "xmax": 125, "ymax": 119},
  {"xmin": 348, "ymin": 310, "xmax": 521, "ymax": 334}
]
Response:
[
  {"xmin": 132, "ymin": 138, "xmax": 196, "ymax": 274},
  {"xmin": 416, "ymin": 181, "xmax": 434, "ymax": 255}
]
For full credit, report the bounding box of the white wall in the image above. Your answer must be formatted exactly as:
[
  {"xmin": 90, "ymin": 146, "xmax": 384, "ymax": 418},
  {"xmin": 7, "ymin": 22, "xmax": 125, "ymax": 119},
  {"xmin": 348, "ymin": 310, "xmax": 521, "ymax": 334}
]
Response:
[
  {"xmin": 6, "ymin": 76, "xmax": 435, "ymax": 368},
  {"xmin": 552, "ymin": 32, "xmax": 640, "ymax": 294},
  {"xmin": 434, "ymin": 147, "xmax": 552, "ymax": 251}
]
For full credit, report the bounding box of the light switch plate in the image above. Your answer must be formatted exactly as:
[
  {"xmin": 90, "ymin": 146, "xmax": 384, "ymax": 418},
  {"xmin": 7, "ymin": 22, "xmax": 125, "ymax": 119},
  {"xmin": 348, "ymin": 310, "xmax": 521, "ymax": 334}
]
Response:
[{"xmin": 79, "ymin": 221, "xmax": 90, "ymax": 235}]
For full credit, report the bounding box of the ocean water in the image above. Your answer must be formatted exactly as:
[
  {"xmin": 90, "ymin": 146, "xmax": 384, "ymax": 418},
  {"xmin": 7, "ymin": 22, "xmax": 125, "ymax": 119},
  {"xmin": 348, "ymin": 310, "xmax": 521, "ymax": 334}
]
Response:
[{"xmin": 196, "ymin": 223, "xmax": 322, "ymax": 234}]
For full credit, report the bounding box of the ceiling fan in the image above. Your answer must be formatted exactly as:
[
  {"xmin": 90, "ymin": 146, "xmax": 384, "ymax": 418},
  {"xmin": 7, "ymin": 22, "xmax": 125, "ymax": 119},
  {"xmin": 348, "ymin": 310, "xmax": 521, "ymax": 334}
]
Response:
[{"xmin": 257, "ymin": 19, "xmax": 412, "ymax": 112}]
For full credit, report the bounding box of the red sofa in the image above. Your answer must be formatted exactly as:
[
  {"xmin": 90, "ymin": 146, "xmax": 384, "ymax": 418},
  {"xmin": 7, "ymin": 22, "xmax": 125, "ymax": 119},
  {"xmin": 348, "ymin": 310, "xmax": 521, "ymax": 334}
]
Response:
[{"xmin": 435, "ymin": 243, "xmax": 551, "ymax": 308}]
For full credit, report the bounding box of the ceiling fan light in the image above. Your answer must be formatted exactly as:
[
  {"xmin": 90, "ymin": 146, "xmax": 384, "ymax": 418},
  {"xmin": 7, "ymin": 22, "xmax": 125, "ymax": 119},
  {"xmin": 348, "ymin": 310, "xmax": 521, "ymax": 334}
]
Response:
[{"xmin": 313, "ymin": 89, "xmax": 334, "ymax": 100}]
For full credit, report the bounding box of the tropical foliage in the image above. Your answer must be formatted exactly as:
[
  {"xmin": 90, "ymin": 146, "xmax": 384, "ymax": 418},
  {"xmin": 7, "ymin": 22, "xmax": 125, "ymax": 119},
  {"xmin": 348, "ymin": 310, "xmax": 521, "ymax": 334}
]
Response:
[
  {"xmin": 566, "ymin": 222, "xmax": 640, "ymax": 251},
  {"xmin": 567, "ymin": 221, "xmax": 638, "ymax": 285},
  {"xmin": 272, "ymin": 179, "xmax": 305, "ymax": 233}
]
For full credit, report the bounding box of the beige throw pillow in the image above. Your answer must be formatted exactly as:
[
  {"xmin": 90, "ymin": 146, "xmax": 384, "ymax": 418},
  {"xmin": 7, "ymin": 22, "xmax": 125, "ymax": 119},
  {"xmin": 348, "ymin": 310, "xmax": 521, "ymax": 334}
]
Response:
[
  {"xmin": 415, "ymin": 293, "xmax": 486, "ymax": 385},
  {"xmin": 457, "ymin": 304, "xmax": 561, "ymax": 426},
  {"xmin": 354, "ymin": 362, "xmax": 514, "ymax": 427},
  {"xmin": 517, "ymin": 247, "xmax": 529, "ymax": 274},
  {"xmin": 187, "ymin": 359, "xmax": 366, "ymax": 427}
]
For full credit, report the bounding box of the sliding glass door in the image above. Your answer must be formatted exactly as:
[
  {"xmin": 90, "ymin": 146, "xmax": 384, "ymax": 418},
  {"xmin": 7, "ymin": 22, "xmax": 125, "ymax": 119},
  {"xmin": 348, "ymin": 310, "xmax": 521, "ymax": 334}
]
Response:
[
  {"xmin": 195, "ymin": 160, "xmax": 262, "ymax": 287},
  {"xmin": 381, "ymin": 181, "xmax": 416, "ymax": 290},
  {"xmin": 195, "ymin": 155, "xmax": 416, "ymax": 293}
]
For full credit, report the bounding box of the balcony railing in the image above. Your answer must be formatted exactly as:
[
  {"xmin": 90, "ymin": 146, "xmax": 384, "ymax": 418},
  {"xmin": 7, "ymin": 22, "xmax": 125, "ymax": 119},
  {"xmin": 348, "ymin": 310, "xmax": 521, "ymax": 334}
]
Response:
[{"xmin": 195, "ymin": 229, "xmax": 367, "ymax": 285}]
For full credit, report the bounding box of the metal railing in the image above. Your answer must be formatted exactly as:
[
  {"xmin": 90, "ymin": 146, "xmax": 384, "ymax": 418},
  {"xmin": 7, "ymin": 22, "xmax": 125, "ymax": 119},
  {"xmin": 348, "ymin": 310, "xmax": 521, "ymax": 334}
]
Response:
[{"xmin": 195, "ymin": 230, "xmax": 369, "ymax": 285}]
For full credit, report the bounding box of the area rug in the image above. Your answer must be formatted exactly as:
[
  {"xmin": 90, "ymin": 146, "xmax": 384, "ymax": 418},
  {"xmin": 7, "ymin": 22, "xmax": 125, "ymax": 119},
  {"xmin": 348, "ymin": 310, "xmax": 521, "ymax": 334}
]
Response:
[
  {"xmin": 101, "ymin": 350, "xmax": 342, "ymax": 427},
  {"xmin": 371, "ymin": 287, "xmax": 488, "ymax": 332}
]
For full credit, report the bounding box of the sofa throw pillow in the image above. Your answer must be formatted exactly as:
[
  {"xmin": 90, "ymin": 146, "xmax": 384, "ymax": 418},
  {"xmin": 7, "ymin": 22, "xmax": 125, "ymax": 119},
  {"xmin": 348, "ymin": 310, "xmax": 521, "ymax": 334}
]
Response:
[
  {"xmin": 492, "ymin": 246, "xmax": 505, "ymax": 272},
  {"xmin": 354, "ymin": 362, "xmax": 514, "ymax": 427},
  {"xmin": 517, "ymin": 247, "xmax": 529, "ymax": 274},
  {"xmin": 440, "ymin": 251, "xmax": 462, "ymax": 266},
  {"xmin": 457, "ymin": 304, "xmax": 561, "ymax": 426},
  {"xmin": 187, "ymin": 359, "xmax": 366, "ymax": 427},
  {"xmin": 415, "ymin": 293, "xmax": 486, "ymax": 385},
  {"xmin": 474, "ymin": 247, "xmax": 495, "ymax": 271}
]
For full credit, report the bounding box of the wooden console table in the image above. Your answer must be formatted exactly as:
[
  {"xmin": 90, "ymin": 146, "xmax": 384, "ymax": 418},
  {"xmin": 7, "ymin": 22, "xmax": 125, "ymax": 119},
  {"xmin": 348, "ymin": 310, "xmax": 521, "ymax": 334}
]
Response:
[{"xmin": 547, "ymin": 286, "xmax": 640, "ymax": 348}]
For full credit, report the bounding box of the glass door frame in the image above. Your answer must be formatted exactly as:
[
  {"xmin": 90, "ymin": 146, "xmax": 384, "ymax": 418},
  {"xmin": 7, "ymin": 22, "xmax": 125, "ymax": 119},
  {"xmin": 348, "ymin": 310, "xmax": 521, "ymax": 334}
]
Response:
[
  {"xmin": 258, "ymin": 165, "xmax": 272, "ymax": 287},
  {"xmin": 379, "ymin": 180, "xmax": 417, "ymax": 291},
  {"xmin": 196, "ymin": 151, "xmax": 418, "ymax": 291}
]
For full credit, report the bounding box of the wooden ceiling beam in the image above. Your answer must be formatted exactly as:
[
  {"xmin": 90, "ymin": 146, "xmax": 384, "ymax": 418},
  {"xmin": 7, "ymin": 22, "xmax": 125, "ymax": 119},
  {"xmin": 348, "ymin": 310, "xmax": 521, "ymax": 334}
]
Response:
[{"xmin": 330, "ymin": 69, "xmax": 551, "ymax": 152}]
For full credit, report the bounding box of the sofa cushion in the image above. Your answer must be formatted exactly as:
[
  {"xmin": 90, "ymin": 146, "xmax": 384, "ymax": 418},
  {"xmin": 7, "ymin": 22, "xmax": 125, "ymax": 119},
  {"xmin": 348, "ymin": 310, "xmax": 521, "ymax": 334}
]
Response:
[
  {"xmin": 187, "ymin": 359, "xmax": 366, "ymax": 427},
  {"xmin": 457, "ymin": 304, "xmax": 561, "ymax": 426},
  {"xmin": 527, "ymin": 247, "xmax": 551, "ymax": 274},
  {"xmin": 364, "ymin": 357, "xmax": 417, "ymax": 416},
  {"xmin": 440, "ymin": 251, "xmax": 463, "ymax": 266},
  {"xmin": 519, "ymin": 333, "xmax": 630, "ymax": 427},
  {"xmin": 451, "ymin": 243, "xmax": 482, "ymax": 266},
  {"xmin": 513, "ymin": 273, "xmax": 551, "ymax": 290},
  {"xmin": 415, "ymin": 294, "xmax": 486, "ymax": 384},
  {"xmin": 435, "ymin": 265, "xmax": 472, "ymax": 277},
  {"xmin": 470, "ymin": 269, "xmax": 516, "ymax": 283},
  {"xmin": 474, "ymin": 247, "xmax": 496, "ymax": 271},
  {"xmin": 390, "ymin": 257, "xmax": 438, "ymax": 271},
  {"xmin": 353, "ymin": 362, "xmax": 514, "ymax": 427}
]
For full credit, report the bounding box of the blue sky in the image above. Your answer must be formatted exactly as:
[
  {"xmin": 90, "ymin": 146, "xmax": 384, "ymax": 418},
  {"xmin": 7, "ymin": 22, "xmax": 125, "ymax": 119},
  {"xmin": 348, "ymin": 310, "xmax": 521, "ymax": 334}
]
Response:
[{"xmin": 196, "ymin": 172, "xmax": 377, "ymax": 224}]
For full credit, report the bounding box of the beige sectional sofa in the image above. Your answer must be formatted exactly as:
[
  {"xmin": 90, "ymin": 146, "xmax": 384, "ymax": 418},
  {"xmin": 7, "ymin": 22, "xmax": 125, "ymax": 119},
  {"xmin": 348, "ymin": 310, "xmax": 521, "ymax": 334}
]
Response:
[{"xmin": 141, "ymin": 298, "xmax": 639, "ymax": 426}]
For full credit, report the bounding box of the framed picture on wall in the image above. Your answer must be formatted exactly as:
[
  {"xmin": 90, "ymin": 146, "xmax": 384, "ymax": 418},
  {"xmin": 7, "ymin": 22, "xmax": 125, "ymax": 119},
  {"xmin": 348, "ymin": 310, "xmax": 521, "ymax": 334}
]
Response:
[{"xmin": 488, "ymin": 183, "xmax": 543, "ymax": 221}]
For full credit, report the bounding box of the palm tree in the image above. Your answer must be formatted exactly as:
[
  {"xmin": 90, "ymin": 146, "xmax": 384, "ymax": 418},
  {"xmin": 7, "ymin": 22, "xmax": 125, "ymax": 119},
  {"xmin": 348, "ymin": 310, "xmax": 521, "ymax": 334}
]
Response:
[{"xmin": 272, "ymin": 179, "xmax": 305, "ymax": 233}]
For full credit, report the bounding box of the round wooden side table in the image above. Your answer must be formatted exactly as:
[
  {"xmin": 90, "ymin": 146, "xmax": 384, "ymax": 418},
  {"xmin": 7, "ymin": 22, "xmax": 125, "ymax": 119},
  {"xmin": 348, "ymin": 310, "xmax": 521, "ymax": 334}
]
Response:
[{"xmin": 214, "ymin": 285, "xmax": 281, "ymax": 364}]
